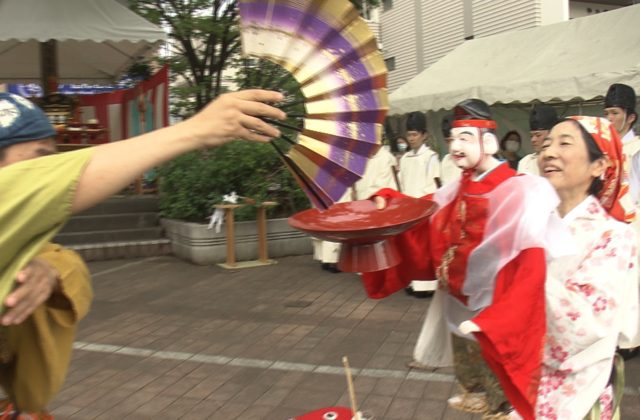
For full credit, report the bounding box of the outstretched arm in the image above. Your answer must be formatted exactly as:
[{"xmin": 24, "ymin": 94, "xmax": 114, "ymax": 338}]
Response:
[{"xmin": 71, "ymin": 89, "xmax": 285, "ymax": 213}]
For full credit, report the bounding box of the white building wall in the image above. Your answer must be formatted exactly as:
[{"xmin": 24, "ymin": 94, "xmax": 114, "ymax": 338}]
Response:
[
  {"xmin": 421, "ymin": 2, "xmax": 465, "ymax": 70},
  {"xmin": 381, "ymin": 0, "xmax": 573, "ymax": 92},
  {"xmin": 379, "ymin": 0, "xmax": 629, "ymax": 92},
  {"xmin": 471, "ymin": 0, "xmax": 541, "ymax": 38},
  {"xmin": 380, "ymin": 1, "xmax": 419, "ymax": 91},
  {"xmin": 540, "ymin": 0, "xmax": 569, "ymax": 24}
]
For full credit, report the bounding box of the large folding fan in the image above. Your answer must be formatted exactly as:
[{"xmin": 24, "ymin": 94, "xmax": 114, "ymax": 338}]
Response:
[{"xmin": 238, "ymin": 0, "xmax": 389, "ymax": 209}]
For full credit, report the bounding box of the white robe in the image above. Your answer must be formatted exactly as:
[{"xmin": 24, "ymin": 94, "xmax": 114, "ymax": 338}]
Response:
[
  {"xmin": 622, "ymin": 129, "xmax": 640, "ymax": 204},
  {"xmin": 620, "ymin": 130, "xmax": 640, "ymax": 349},
  {"xmin": 398, "ymin": 144, "xmax": 440, "ymax": 197},
  {"xmin": 536, "ymin": 196, "xmax": 638, "ymax": 420},
  {"xmin": 440, "ymin": 153, "xmax": 462, "ymax": 185},
  {"xmin": 517, "ymin": 153, "xmax": 540, "ymax": 176},
  {"xmin": 413, "ymin": 288, "xmax": 454, "ymax": 367},
  {"xmin": 352, "ymin": 146, "xmax": 398, "ymax": 200},
  {"xmin": 312, "ymin": 189, "xmax": 351, "ymax": 264}
]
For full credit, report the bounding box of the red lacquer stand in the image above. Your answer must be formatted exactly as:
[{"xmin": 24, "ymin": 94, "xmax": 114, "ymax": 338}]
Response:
[{"xmin": 288, "ymin": 198, "xmax": 436, "ymax": 273}]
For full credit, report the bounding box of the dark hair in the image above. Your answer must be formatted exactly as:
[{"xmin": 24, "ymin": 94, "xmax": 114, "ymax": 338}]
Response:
[
  {"xmin": 441, "ymin": 117, "xmax": 452, "ymax": 138},
  {"xmin": 562, "ymin": 119, "xmax": 604, "ymax": 196},
  {"xmin": 628, "ymin": 109, "xmax": 638, "ymax": 128},
  {"xmin": 499, "ymin": 130, "xmax": 521, "ymax": 150}
]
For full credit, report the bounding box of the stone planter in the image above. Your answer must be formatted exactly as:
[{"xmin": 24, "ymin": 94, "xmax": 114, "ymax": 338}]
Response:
[{"xmin": 161, "ymin": 217, "xmax": 313, "ymax": 265}]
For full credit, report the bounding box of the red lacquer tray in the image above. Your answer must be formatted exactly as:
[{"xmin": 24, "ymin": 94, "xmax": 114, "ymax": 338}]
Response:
[{"xmin": 288, "ymin": 197, "xmax": 437, "ymax": 272}]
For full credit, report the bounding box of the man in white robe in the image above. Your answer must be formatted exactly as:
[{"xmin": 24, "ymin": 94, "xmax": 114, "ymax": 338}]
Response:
[
  {"xmin": 352, "ymin": 144, "xmax": 398, "ymax": 200},
  {"xmin": 603, "ymin": 83, "xmax": 640, "ymax": 359},
  {"xmin": 398, "ymin": 112, "xmax": 440, "ymax": 297},
  {"xmin": 517, "ymin": 105, "xmax": 557, "ymax": 176},
  {"xmin": 312, "ymin": 189, "xmax": 351, "ymax": 273}
]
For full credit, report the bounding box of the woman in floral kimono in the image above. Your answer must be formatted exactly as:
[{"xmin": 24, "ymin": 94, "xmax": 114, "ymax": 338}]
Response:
[{"xmin": 536, "ymin": 116, "xmax": 638, "ymax": 420}]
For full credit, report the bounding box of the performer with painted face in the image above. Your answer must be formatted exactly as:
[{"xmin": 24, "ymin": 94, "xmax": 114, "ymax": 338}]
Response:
[{"xmin": 362, "ymin": 99, "xmax": 565, "ymax": 419}]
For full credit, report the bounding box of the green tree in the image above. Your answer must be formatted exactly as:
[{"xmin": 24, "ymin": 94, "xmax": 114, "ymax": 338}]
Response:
[
  {"xmin": 129, "ymin": 0, "xmax": 381, "ymax": 117},
  {"xmin": 129, "ymin": 0, "xmax": 382, "ymax": 221}
]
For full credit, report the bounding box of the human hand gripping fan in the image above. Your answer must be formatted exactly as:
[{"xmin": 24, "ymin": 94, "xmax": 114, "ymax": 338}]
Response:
[{"xmin": 238, "ymin": 0, "xmax": 388, "ymax": 209}]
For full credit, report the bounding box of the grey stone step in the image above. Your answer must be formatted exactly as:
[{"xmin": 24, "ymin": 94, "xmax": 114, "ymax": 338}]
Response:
[
  {"xmin": 54, "ymin": 227, "xmax": 165, "ymax": 246},
  {"xmin": 60, "ymin": 212, "xmax": 160, "ymax": 233},
  {"xmin": 78, "ymin": 195, "xmax": 160, "ymax": 216},
  {"xmin": 68, "ymin": 239, "xmax": 172, "ymax": 261}
]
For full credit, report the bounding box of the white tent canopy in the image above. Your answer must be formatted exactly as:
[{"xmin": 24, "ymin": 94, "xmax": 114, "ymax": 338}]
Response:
[
  {"xmin": 0, "ymin": 0, "xmax": 166, "ymax": 84},
  {"xmin": 389, "ymin": 4, "xmax": 640, "ymax": 114}
]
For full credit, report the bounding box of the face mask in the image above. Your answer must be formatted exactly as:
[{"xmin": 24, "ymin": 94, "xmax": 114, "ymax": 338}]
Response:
[
  {"xmin": 505, "ymin": 140, "xmax": 519, "ymax": 152},
  {"xmin": 397, "ymin": 143, "xmax": 408, "ymax": 152}
]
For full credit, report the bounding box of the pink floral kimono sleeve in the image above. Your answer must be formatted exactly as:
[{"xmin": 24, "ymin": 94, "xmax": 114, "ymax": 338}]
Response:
[{"xmin": 537, "ymin": 200, "xmax": 638, "ymax": 420}]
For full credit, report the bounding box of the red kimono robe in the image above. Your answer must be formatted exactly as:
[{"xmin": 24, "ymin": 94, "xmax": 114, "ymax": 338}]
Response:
[{"xmin": 362, "ymin": 163, "xmax": 563, "ymax": 420}]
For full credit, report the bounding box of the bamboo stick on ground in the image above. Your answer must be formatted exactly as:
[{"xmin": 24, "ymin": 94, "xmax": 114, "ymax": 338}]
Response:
[{"xmin": 342, "ymin": 356, "xmax": 360, "ymax": 420}]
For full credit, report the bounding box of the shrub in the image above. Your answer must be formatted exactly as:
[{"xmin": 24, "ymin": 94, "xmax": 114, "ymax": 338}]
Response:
[{"xmin": 158, "ymin": 141, "xmax": 310, "ymax": 222}]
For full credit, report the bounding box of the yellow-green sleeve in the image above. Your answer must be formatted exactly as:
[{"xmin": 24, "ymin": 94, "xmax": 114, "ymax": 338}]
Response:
[{"xmin": 0, "ymin": 148, "xmax": 94, "ymax": 312}]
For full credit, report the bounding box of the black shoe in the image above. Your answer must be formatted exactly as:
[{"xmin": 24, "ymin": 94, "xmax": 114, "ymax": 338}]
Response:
[
  {"xmin": 412, "ymin": 290, "xmax": 435, "ymax": 299},
  {"xmin": 321, "ymin": 263, "xmax": 341, "ymax": 273},
  {"xmin": 618, "ymin": 347, "xmax": 640, "ymax": 360}
]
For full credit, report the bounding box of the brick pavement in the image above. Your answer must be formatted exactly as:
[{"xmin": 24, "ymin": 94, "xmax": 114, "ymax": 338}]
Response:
[{"xmin": 49, "ymin": 255, "xmax": 640, "ymax": 419}]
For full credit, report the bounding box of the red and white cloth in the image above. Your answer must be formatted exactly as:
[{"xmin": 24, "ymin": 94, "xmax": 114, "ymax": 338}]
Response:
[
  {"xmin": 77, "ymin": 65, "xmax": 169, "ymax": 142},
  {"xmin": 361, "ymin": 163, "xmax": 569, "ymax": 419}
]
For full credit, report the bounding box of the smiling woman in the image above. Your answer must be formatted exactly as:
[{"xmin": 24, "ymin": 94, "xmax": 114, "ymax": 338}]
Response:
[
  {"xmin": 539, "ymin": 117, "xmax": 633, "ymax": 222},
  {"xmin": 538, "ymin": 119, "xmax": 608, "ymax": 217},
  {"xmin": 535, "ymin": 116, "xmax": 638, "ymax": 420}
]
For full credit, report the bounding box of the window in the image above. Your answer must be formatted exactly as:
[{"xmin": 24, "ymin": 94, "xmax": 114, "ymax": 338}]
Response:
[
  {"xmin": 383, "ymin": 0, "xmax": 393, "ymax": 12},
  {"xmin": 384, "ymin": 57, "xmax": 396, "ymax": 71}
]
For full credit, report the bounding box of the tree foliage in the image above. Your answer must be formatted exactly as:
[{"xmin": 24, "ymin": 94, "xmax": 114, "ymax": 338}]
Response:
[
  {"xmin": 129, "ymin": 0, "xmax": 382, "ymax": 221},
  {"xmin": 158, "ymin": 143, "xmax": 310, "ymax": 222},
  {"xmin": 129, "ymin": 0, "xmax": 381, "ymax": 117}
]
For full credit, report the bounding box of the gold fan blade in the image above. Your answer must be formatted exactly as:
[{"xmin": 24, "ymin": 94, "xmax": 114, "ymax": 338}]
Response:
[
  {"xmin": 305, "ymin": 90, "xmax": 389, "ymax": 124},
  {"xmin": 302, "ymin": 119, "xmax": 382, "ymax": 152},
  {"xmin": 301, "ymin": 50, "xmax": 387, "ymax": 101}
]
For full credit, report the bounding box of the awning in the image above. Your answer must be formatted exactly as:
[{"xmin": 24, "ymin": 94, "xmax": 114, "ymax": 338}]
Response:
[
  {"xmin": 389, "ymin": 4, "xmax": 640, "ymax": 114},
  {"xmin": 0, "ymin": 0, "xmax": 166, "ymax": 85}
]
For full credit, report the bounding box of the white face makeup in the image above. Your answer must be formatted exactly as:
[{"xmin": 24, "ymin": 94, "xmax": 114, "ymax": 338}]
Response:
[{"xmin": 449, "ymin": 126, "xmax": 483, "ymax": 169}]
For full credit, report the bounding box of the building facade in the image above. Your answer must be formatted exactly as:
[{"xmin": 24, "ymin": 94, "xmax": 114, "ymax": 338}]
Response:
[{"xmin": 379, "ymin": 0, "xmax": 631, "ymax": 91}]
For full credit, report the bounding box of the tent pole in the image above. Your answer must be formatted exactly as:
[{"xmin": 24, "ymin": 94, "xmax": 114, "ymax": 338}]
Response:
[{"xmin": 40, "ymin": 40, "xmax": 58, "ymax": 97}]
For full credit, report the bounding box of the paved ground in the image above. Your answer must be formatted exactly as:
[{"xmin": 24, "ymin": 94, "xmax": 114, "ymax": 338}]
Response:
[{"xmin": 49, "ymin": 255, "xmax": 640, "ymax": 420}]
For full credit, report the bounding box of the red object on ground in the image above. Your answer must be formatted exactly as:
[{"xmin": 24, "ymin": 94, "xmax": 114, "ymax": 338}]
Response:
[
  {"xmin": 292, "ymin": 406, "xmax": 354, "ymax": 420},
  {"xmin": 288, "ymin": 198, "xmax": 437, "ymax": 272}
]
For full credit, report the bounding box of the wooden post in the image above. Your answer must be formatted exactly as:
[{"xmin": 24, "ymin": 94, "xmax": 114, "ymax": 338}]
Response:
[
  {"xmin": 225, "ymin": 207, "xmax": 236, "ymax": 266},
  {"xmin": 256, "ymin": 201, "xmax": 278, "ymax": 263},
  {"xmin": 215, "ymin": 201, "xmax": 277, "ymax": 269},
  {"xmin": 256, "ymin": 206, "xmax": 267, "ymax": 263},
  {"xmin": 215, "ymin": 204, "xmax": 244, "ymax": 269}
]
